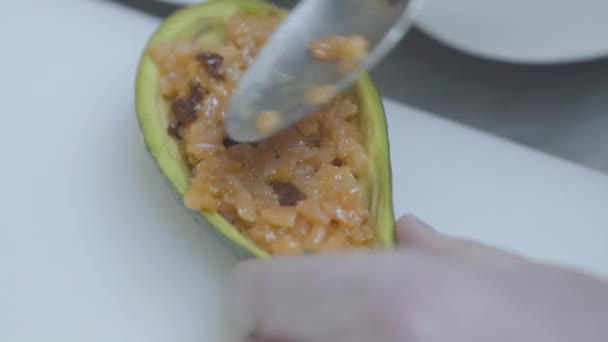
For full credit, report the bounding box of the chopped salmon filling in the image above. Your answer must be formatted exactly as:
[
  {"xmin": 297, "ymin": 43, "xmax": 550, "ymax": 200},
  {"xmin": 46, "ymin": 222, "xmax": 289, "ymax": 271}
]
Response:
[{"xmin": 149, "ymin": 12, "xmax": 373, "ymax": 255}]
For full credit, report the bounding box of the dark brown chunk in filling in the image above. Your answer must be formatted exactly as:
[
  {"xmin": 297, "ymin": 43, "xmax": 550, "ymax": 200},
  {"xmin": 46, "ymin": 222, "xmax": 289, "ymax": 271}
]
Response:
[
  {"xmin": 331, "ymin": 159, "xmax": 344, "ymax": 167},
  {"xmin": 171, "ymin": 83, "xmax": 204, "ymax": 125},
  {"xmin": 272, "ymin": 182, "xmax": 307, "ymax": 207},
  {"xmin": 167, "ymin": 120, "xmax": 182, "ymax": 139},
  {"xmin": 196, "ymin": 52, "xmax": 225, "ymax": 79}
]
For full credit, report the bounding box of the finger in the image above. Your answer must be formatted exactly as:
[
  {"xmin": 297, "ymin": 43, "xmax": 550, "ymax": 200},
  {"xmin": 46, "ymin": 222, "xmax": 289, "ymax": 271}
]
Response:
[
  {"xmin": 396, "ymin": 215, "xmax": 527, "ymax": 266},
  {"xmin": 396, "ymin": 214, "xmax": 438, "ymax": 249},
  {"xmin": 229, "ymin": 252, "xmax": 420, "ymax": 342}
]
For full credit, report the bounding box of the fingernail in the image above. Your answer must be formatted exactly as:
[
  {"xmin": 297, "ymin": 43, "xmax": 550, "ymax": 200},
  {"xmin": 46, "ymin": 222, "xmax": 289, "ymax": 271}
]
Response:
[
  {"xmin": 396, "ymin": 214, "xmax": 437, "ymax": 246},
  {"xmin": 399, "ymin": 214, "xmax": 436, "ymax": 233}
]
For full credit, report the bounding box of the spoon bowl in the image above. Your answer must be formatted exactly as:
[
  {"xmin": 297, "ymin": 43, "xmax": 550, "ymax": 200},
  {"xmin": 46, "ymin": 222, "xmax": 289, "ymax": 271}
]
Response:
[{"xmin": 225, "ymin": 0, "xmax": 423, "ymax": 142}]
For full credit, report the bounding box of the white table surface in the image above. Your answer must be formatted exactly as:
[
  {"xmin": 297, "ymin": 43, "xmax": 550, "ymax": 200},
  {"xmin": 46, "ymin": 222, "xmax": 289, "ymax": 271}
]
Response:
[{"xmin": 1, "ymin": 1, "xmax": 607, "ymax": 341}]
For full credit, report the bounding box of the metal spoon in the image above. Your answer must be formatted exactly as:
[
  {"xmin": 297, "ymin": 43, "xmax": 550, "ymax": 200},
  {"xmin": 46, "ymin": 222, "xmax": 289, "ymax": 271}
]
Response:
[{"xmin": 224, "ymin": 0, "xmax": 423, "ymax": 142}]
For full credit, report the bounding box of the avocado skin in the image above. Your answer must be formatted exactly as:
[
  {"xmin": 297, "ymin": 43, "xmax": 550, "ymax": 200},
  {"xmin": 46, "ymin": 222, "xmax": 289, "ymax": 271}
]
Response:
[{"xmin": 135, "ymin": 0, "xmax": 395, "ymax": 259}]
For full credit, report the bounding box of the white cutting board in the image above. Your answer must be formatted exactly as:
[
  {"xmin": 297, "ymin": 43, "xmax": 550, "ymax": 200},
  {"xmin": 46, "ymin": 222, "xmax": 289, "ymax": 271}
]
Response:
[{"xmin": 1, "ymin": 1, "xmax": 607, "ymax": 341}]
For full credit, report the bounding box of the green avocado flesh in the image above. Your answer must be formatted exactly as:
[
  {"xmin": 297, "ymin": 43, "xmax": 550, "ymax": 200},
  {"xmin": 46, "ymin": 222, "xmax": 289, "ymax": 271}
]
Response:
[{"xmin": 135, "ymin": 0, "xmax": 395, "ymax": 259}]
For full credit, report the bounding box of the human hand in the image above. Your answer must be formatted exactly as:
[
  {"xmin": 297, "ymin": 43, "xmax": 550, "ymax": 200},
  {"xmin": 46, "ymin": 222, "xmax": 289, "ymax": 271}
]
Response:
[{"xmin": 230, "ymin": 215, "xmax": 608, "ymax": 342}]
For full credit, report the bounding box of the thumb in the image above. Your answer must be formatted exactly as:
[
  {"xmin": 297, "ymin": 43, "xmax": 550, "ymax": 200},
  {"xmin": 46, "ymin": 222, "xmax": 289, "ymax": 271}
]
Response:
[{"xmin": 396, "ymin": 214, "xmax": 438, "ymax": 249}]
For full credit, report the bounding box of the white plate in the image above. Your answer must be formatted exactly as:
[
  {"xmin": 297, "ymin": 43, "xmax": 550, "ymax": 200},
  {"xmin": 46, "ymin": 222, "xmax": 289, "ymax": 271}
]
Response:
[{"xmin": 415, "ymin": 0, "xmax": 608, "ymax": 64}]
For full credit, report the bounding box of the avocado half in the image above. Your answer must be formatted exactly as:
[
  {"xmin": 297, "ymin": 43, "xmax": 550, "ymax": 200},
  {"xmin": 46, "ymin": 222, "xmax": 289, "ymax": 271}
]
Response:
[{"xmin": 135, "ymin": 0, "xmax": 395, "ymax": 259}]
